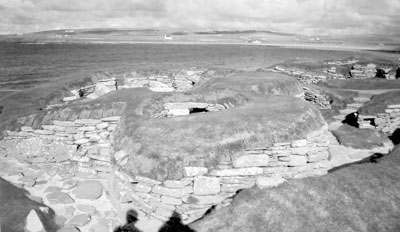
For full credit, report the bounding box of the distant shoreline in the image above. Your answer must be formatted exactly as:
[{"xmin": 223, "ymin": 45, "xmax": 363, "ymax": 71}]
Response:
[{"xmin": 3, "ymin": 39, "xmax": 398, "ymax": 53}]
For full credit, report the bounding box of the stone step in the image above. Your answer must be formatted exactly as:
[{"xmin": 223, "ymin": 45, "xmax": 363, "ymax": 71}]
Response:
[
  {"xmin": 332, "ymin": 115, "xmax": 346, "ymax": 120},
  {"xmin": 353, "ymin": 97, "xmax": 370, "ymax": 102},
  {"xmin": 347, "ymin": 103, "xmax": 363, "ymax": 108},
  {"xmin": 339, "ymin": 108, "xmax": 356, "ymax": 115}
]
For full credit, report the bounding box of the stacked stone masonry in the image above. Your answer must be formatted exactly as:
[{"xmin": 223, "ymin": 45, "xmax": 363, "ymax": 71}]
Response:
[
  {"xmin": 1, "ymin": 99, "xmax": 368, "ymax": 226},
  {"xmin": 358, "ymin": 104, "xmax": 400, "ymax": 134},
  {"xmin": 303, "ymin": 87, "xmax": 331, "ymax": 109},
  {"xmin": 122, "ymin": 69, "xmax": 206, "ymax": 92},
  {"xmin": 63, "ymin": 69, "xmax": 208, "ymax": 104},
  {"xmin": 1, "ymin": 103, "xmax": 126, "ymax": 176},
  {"xmin": 261, "ymin": 58, "xmax": 397, "ymax": 84},
  {"xmin": 111, "ymin": 127, "xmax": 334, "ymax": 224}
]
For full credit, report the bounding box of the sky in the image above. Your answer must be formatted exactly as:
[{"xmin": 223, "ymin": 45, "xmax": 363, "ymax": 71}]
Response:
[{"xmin": 0, "ymin": 0, "xmax": 399, "ymax": 35}]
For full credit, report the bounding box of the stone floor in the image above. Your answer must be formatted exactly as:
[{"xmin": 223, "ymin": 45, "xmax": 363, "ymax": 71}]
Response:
[{"xmin": 0, "ymin": 155, "xmax": 164, "ymax": 232}]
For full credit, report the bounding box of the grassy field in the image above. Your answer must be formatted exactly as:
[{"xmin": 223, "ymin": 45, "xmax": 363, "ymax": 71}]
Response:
[
  {"xmin": 190, "ymin": 146, "xmax": 400, "ymax": 232},
  {"xmin": 359, "ymin": 90, "xmax": 400, "ymax": 115}
]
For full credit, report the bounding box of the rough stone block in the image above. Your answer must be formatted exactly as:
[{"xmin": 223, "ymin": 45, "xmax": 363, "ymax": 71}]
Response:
[
  {"xmin": 194, "ymin": 176, "xmax": 220, "ymax": 195},
  {"xmin": 291, "ymin": 139, "xmax": 308, "ymax": 147},
  {"xmin": 34, "ymin": 130, "xmax": 54, "ymax": 135},
  {"xmin": 101, "ymin": 116, "xmax": 121, "ymax": 122},
  {"xmin": 136, "ymin": 176, "xmax": 162, "ymax": 185},
  {"xmin": 53, "ymin": 120, "xmax": 76, "ymax": 127},
  {"xmin": 74, "ymin": 139, "xmax": 90, "ymax": 145},
  {"xmin": 77, "ymin": 126, "xmax": 96, "ymax": 132},
  {"xmin": 164, "ymin": 180, "xmax": 192, "ymax": 189},
  {"xmin": 134, "ymin": 183, "xmax": 152, "ymax": 193},
  {"xmin": 288, "ymin": 155, "xmax": 307, "ymax": 167},
  {"xmin": 152, "ymin": 186, "xmax": 184, "ymax": 198},
  {"xmin": 96, "ymin": 122, "xmax": 109, "ymax": 129},
  {"xmin": 161, "ymin": 196, "xmax": 183, "ymax": 205},
  {"xmin": 232, "ymin": 155, "xmax": 269, "ymax": 168},
  {"xmin": 209, "ymin": 167, "xmax": 263, "ymax": 176},
  {"xmin": 291, "ymin": 147, "xmax": 309, "ymax": 156}
]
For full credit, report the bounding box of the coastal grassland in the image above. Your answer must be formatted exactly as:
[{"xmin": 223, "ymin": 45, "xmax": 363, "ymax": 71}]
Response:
[
  {"xmin": 190, "ymin": 146, "xmax": 400, "ymax": 232},
  {"xmin": 359, "ymin": 90, "xmax": 400, "ymax": 115}
]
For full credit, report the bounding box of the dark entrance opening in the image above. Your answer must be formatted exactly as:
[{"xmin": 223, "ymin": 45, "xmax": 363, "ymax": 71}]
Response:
[
  {"xmin": 189, "ymin": 108, "xmax": 209, "ymax": 114},
  {"xmin": 389, "ymin": 128, "xmax": 400, "ymax": 145},
  {"xmin": 342, "ymin": 112, "xmax": 359, "ymax": 128}
]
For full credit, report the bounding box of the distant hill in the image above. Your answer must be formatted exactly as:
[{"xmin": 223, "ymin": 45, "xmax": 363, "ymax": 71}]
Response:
[{"xmin": 195, "ymin": 30, "xmax": 294, "ymax": 36}]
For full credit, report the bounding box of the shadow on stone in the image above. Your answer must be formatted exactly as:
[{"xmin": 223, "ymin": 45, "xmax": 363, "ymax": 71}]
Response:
[
  {"xmin": 159, "ymin": 211, "xmax": 196, "ymax": 232},
  {"xmin": 342, "ymin": 112, "xmax": 359, "ymax": 128},
  {"xmin": 328, "ymin": 153, "xmax": 385, "ymax": 173},
  {"xmin": 389, "ymin": 128, "xmax": 400, "ymax": 145},
  {"xmin": 113, "ymin": 209, "xmax": 142, "ymax": 232}
]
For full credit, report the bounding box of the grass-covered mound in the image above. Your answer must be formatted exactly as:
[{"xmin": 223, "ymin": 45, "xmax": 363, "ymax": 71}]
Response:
[
  {"xmin": 110, "ymin": 71, "xmax": 320, "ymax": 181},
  {"xmin": 0, "ymin": 177, "xmax": 58, "ymax": 232},
  {"xmin": 114, "ymin": 93, "xmax": 325, "ymax": 181},
  {"xmin": 194, "ymin": 71, "xmax": 303, "ymax": 98},
  {"xmin": 332, "ymin": 124, "xmax": 391, "ymax": 149},
  {"xmin": 359, "ymin": 90, "xmax": 400, "ymax": 115},
  {"xmin": 190, "ymin": 146, "xmax": 400, "ymax": 232},
  {"xmin": 0, "ymin": 76, "xmax": 94, "ymax": 136}
]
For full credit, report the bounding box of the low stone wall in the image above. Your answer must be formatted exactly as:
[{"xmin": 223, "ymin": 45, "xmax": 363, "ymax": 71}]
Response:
[
  {"xmin": 0, "ymin": 103, "xmax": 125, "ymax": 176},
  {"xmin": 109, "ymin": 126, "xmax": 335, "ymax": 224},
  {"xmin": 260, "ymin": 66, "xmax": 333, "ymax": 84},
  {"xmin": 61, "ymin": 69, "xmax": 208, "ymax": 105},
  {"xmin": 261, "ymin": 59, "xmax": 397, "ymax": 84},
  {"xmin": 122, "ymin": 69, "xmax": 206, "ymax": 92},
  {"xmin": 350, "ymin": 63, "xmax": 377, "ymax": 79},
  {"xmin": 303, "ymin": 87, "xmax": 331, "ymax": 109},
  {"xmin": 358, "ymin": 104, "xmax": 400, "ymax": 133}
]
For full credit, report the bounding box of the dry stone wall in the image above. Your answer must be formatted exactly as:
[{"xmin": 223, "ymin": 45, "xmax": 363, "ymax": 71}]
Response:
[
  {"xmin": 109, "ymin": 126, "xmax": 336, "ymax": 224},
  {"xmin": 1, "ymin": 100, "xmax": 388, "ymax": 225},
  {"xmin": 358, "ymin": 104, "xmax": 400, "ymax": 133},
  {"xmin": 1, "ymin": 103, "xmax": 126, "ymax": 176},
  {"xmin": 61, "ymin": 69, "xmax": 208, "ymax": 105},
  {"xmin": 261, "ymin": 58, "xmax": 398, "ymax": 85},
  {"xmin": 122, "ymin": 69, "xmax": 206, "ymax": 92},
  {"xmin": 303, "ymin": 87, "xmax": 331, "ymax": 109}
]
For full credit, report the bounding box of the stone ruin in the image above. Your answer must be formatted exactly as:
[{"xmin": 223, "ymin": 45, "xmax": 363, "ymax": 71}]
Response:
[
  {"xmin": 260, "ymin": 57, "xmax": 399, "ymax": 84},
  {"xmin": 0, "ymin": 68, "xmax": 396, "ymax": 231},
  {"xmin": 358, "ymin": 104, "xmax": 400, "ymax": 133},
  {"xmin": 303, "ymin": 87, "xmax": 331, "ymax": 109},
  {"xmin": 62, "ymin": 69, "xmax": 209, "ymax": 105}
]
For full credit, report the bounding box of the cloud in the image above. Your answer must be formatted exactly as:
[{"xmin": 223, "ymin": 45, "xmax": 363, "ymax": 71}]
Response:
[{"xmin": 0, "ymin": 0, "xmax": 399, "ymax": 35}]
